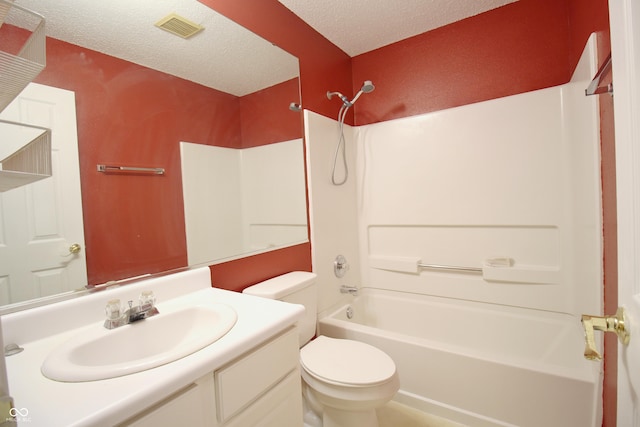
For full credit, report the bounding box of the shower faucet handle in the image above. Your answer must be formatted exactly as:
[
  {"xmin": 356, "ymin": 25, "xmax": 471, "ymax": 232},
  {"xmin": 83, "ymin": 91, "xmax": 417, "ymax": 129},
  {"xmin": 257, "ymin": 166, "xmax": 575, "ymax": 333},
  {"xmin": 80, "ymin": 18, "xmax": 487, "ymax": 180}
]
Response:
[
  {"xmin": 580, "ymin": 307, "xmax": 630, "ymax": 360},
  {"xmin": 334, "ymin": 255, "xmax": 349, "ymax": 278}
]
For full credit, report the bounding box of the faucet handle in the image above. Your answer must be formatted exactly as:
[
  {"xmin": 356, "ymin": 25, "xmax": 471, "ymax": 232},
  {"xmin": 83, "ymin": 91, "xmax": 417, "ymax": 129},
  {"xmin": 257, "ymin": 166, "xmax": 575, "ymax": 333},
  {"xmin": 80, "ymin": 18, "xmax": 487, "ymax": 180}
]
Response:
[
  {"xmin": 105, "ymin": 299, "xmax": 122, "ymax": 320},
  {"xmin": 139, "ymin": 290, "xmax": 156, "ymax": 311}
]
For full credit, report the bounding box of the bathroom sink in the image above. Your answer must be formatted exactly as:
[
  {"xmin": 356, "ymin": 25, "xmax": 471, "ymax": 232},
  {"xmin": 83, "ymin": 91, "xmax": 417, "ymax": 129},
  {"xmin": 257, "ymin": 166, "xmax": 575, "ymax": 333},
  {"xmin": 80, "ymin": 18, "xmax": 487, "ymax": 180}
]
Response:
[{"xmin": 41, "ymin": 303, "xmax": 237, "ymax": 382}]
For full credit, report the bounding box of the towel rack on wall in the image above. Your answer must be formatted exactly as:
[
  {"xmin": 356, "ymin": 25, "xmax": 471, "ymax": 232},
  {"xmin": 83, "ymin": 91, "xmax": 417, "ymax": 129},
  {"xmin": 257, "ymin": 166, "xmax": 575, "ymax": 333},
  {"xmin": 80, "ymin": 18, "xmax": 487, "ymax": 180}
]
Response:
[
  {"xmin": 97, "ymin": 164, "xmax": 165, "ymax": 175},
  {"xmin": 585, "ymin": 53, "xmax": 613, "ymax": 96}
]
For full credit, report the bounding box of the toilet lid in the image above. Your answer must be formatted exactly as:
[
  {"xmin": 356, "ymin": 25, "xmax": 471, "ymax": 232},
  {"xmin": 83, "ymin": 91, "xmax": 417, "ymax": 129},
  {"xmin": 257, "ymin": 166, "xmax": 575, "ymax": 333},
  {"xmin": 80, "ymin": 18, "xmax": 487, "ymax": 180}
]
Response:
[{"xmin": 300, "ymin": 336, "xmax": 396, "ymax": 386}]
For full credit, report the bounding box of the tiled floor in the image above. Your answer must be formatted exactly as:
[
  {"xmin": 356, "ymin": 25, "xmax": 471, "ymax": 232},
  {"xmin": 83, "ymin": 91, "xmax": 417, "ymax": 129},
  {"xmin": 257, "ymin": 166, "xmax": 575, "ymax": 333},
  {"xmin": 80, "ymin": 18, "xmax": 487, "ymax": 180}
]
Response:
[{"xmin": 376, "ymin": 401, "xmax": 467, "ymax": 427}]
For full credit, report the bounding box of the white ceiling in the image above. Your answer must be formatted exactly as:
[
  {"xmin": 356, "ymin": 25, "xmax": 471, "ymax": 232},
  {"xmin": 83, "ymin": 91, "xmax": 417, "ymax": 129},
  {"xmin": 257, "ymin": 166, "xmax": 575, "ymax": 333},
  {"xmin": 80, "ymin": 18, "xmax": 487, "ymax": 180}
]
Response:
[
  {"xmin": 277, "ymin": 0, "xmax": 517, "ymax": 57},
  {"xmin": 9, "ymin": 0, "xmax": 517, "ymax": 95},
  {"xmin": 9, "ymin": 0, "xmax": 299, "ymax": 96}
]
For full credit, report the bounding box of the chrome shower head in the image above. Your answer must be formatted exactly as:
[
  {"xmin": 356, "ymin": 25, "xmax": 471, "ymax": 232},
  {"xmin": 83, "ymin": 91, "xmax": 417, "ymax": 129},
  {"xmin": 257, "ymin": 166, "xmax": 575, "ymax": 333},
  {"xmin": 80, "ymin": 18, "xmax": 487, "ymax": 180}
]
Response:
[
  {"xmin": 327, "ymin": 80, "xmax": 375, "ymax": 107},
  {"xmin": 349, "ymin": 80, "xmax": 375, "ymax": 105},
  {"xmin": 360, "ymin": 80, "xmax": 375, "ymax": 93}
]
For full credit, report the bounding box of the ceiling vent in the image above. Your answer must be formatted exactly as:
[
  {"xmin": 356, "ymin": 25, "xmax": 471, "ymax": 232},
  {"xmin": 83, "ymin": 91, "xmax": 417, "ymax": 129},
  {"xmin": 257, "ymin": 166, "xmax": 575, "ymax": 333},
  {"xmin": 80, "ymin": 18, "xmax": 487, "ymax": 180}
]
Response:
[{"xmin": 155, "ymin": 13, "xmax": 204, "ymax": 39}]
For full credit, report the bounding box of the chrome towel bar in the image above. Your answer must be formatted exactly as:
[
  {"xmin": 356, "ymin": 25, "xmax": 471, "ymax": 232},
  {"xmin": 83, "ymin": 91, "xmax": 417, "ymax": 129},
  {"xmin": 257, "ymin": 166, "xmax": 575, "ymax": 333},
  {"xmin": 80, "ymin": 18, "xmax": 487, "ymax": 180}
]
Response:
[{"xmin": 97, "ymin": 164, "xmax": 165, "ymax": 175}]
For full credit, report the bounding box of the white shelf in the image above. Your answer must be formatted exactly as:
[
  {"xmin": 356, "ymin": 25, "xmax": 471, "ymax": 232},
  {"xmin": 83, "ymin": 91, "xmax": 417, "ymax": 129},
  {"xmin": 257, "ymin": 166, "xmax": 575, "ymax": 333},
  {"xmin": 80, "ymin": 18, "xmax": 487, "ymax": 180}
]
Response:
[{"xmin": 0, "ymin": 0, "xmax": 46, "ymax": 113}]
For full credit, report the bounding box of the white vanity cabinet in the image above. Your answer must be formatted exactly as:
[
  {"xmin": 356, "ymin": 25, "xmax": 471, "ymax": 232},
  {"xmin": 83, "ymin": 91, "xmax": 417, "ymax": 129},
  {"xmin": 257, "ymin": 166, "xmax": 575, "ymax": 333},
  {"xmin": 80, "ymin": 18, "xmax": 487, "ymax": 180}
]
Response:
[
  {"xmin": 3, "ymin": 268, "xmax": 307, "ymax": 427},
  {"xmin": 118, "ymin": 376, "xmax": 215, "ymax": 427},
  {"xmin": 120, "ymin": 327, "xmax": 302, "ymax": 427}
]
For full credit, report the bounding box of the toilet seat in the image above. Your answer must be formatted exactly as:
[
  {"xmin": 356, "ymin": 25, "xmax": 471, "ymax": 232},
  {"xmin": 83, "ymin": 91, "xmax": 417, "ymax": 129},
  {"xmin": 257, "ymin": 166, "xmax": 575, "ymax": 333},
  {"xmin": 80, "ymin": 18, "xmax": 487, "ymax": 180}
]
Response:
[{"xmin": 300, "ymin": 336, "xmax": 396, "ymax": 387}]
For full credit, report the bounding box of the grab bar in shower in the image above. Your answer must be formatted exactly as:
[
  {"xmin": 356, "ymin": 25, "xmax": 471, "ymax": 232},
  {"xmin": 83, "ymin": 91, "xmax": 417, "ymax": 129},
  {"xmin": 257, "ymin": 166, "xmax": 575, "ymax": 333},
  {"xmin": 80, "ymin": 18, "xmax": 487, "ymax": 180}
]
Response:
[
  {"xmin": 417, "ymin": 263, "xmax": 482, "ymax": 273},
  {"xmin": 369, "ymin": 255, "xmax": 483, "ymax": 274},
  {"xmin": 369, "ymin": 255, "xmax": 558, "ymax": 284},
  {"xmin": 369, "ymin": 255, "xmax": 511, "ymax": 274}
]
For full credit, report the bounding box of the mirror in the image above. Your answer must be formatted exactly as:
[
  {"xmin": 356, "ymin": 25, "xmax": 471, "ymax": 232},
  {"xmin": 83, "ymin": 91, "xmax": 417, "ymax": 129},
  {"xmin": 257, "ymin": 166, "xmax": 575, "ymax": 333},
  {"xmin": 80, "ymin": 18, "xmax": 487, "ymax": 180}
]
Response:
[
  {"xmin": 0, "ymin": 120, "xmax": 51, "ymax": 192},
  {"xmin": 0, "ymin": 0, "xmax": 305, "ymax": 310}
]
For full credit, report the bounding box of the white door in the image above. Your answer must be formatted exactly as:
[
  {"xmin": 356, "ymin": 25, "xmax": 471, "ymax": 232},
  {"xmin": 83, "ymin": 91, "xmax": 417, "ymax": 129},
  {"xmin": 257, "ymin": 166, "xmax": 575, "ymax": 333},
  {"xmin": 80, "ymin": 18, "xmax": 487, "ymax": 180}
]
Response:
[
  {"xmin": 610, "ymin": 0, "xmax": 640, "ymax": 424},
  {"xmin": 0, "ymin": 83, "xmax": 86, "ymax": 305}
]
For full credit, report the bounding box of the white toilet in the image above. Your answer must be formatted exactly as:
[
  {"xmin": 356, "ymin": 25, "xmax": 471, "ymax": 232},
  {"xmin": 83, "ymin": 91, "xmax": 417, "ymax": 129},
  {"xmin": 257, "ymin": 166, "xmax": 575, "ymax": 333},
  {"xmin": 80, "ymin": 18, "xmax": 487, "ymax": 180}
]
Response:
[{"xmin": 243, "ymin": 271, "xmax": 399, "ymax": 427}]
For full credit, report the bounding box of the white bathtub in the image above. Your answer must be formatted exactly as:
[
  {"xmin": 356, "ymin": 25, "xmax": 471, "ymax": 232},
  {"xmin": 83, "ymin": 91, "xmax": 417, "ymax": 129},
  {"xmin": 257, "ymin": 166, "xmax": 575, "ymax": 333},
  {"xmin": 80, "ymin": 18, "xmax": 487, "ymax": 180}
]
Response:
[{"xmin": 318, "ymin": 288, "xmax": 600, "ymax": 427}]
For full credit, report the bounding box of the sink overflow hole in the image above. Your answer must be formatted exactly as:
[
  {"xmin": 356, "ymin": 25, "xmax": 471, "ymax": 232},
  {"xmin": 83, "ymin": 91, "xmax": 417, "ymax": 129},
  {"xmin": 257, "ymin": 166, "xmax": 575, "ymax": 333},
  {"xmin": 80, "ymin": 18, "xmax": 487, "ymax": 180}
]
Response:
[{"xmin": 4, "ymin": 343, "xmax": 24, "ymax": 356}]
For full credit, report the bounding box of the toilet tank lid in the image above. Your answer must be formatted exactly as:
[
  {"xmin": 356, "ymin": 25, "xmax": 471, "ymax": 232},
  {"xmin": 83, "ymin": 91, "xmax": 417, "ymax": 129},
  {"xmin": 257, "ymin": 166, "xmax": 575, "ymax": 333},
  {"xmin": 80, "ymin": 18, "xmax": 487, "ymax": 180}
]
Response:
[{"xmin": 243, "ymin": 271, "xmax": 317, "ymax": 299}]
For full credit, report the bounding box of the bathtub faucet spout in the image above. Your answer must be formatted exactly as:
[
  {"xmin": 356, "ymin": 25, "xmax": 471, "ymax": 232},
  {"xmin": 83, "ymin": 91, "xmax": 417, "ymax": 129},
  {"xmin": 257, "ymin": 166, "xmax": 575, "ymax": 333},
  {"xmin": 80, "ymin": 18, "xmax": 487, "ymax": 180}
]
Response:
[{"xmin": 340, "ymin": 285, "xmax": 358, "ymax": 296}]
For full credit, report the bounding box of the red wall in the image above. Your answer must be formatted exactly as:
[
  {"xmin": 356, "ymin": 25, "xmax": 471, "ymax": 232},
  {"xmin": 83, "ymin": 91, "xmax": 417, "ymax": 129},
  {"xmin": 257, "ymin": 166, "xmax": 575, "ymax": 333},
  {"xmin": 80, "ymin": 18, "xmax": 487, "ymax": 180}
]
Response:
[
  {"xmin": 239, "ymin": 78, "xmax": 302, "ymax": 148},
  {"xmin": 201, "ymin": 0, "xmax": 353, "ymax": 122},
  {"xmin": 351, "ymin": 0, "xmax": 574, "ymax": 125},
  {"xmin": 35, "ymin": 38, "xmax": 242, "ymax": 285}
]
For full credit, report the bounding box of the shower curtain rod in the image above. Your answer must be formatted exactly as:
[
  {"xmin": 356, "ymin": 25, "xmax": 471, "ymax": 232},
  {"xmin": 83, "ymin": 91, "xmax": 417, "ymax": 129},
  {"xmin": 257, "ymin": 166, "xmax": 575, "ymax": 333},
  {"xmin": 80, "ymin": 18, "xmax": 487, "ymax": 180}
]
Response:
[{"xmin": 585, "ymin": 53, "xmax": 613, "ymax": 96}]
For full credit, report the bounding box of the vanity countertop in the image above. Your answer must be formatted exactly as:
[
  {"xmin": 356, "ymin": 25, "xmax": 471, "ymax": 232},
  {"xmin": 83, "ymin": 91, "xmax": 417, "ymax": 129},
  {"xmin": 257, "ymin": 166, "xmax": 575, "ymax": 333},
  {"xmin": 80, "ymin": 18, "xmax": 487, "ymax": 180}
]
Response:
[{"xmin": 1, "ymin": 267, "xmax": 305, "ymax": 427}]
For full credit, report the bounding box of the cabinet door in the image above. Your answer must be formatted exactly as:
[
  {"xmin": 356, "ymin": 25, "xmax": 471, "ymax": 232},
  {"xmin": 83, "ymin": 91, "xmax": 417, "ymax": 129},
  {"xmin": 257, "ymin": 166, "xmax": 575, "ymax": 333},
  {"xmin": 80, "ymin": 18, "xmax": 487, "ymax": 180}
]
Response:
[
  {"xmin": 223, "ymin": 370, "xmax": 302, "ymax": 427},
  {"xmin": 215, "ymin": 328, "xmax": 299, "ymax": 422},
  {"xmin": 120, "ymin": 375, "xmax": 216, "ymax": 427}
]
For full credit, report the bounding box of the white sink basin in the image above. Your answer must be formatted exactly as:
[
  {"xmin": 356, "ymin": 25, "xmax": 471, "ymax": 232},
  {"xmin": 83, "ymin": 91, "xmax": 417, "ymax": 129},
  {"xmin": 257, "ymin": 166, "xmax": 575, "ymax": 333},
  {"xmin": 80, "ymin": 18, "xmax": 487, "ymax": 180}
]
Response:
[{"xmin": 41, "ymin": 303, "xmax": 237, "ymax": 382}]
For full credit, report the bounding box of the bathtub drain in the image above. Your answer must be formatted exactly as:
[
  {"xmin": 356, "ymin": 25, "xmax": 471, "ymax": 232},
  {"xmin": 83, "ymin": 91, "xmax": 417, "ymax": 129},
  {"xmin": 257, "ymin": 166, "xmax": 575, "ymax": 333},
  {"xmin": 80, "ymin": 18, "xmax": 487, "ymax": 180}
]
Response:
[{"xmin": 346, "ymin": 305, "xmax": 354, "ymax": 319}]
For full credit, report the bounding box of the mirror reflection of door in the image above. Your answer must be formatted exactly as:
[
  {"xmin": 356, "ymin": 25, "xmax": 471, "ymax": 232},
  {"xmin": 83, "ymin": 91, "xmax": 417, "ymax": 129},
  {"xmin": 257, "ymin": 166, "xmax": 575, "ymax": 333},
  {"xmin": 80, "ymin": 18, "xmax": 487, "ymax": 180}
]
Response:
[{"xmin": 0, "ymin": 83, "xmax": 87, "ymax": 305}]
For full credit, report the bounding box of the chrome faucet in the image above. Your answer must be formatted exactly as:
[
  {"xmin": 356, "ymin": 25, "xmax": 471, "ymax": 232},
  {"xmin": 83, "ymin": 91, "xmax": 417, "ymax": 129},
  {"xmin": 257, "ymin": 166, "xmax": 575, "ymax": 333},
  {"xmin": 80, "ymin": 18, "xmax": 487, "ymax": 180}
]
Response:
[
  {"xmin": 340, "ymin": 285, "xmax": 358, "ymax": 296},
  {"xmin": 104, "ymin": 291, "xmax": 159, "ymax": 329}
]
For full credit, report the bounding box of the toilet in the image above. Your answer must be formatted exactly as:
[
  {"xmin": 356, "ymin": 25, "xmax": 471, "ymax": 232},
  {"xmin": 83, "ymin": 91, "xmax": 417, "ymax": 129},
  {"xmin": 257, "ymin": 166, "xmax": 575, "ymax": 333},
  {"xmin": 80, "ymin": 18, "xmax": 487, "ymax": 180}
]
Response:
[{"xmin": 243, "ymin": 271, "xmax": 399, "ymax": 427}]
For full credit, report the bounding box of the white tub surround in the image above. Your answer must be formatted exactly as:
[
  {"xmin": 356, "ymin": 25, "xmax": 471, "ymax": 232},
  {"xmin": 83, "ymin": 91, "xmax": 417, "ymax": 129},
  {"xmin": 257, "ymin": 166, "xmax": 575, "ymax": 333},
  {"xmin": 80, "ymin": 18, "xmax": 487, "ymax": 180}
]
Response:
[
  {"xmin": 2, "ymin": 267, "xmax": 305, "ymax": 427},
  {"xmin": 304, "ymin": 110, "xmax": 362, "ymax": 315},
  {"xmin": 355, "ymin": 35, "xmax": 602, "ymax": 316}
]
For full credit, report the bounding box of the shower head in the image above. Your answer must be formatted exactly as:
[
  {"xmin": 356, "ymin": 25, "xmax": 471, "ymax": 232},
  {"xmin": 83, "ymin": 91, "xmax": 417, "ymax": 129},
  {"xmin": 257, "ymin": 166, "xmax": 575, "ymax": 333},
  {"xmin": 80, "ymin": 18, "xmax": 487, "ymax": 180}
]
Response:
[
  {"xmin": 349, "ymin": 80, "xmax": 375, "ymax": 105},
  {"xmin": 327, "ymin": 80, "xmax": 375, "ymax": 107},
  {"xmin": 360, "ymin": 80, "xmax": 375, "ymax": 93}
]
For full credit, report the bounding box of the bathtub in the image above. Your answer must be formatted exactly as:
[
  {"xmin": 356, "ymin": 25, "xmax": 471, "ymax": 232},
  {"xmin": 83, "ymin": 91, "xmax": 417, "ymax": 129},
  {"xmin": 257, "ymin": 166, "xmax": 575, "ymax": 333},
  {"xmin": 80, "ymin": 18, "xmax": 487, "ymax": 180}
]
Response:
[{"xmin": 318, "ymin": 288, "xmax": 600, "ymax": 427}]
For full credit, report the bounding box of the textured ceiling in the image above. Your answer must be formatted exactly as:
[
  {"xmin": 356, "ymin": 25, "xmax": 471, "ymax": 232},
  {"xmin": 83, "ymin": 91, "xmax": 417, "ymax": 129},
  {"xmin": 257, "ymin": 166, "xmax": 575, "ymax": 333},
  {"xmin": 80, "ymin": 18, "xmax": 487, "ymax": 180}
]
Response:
[
  {"xmin": 10, "ymin": 0, "xmax": 299, "ymax": 96},
  {"xmin": 277, "ymin": 0, "xmax": 518, "ymax": 56},
  {"xmin": 10, "ymin": 0, "xmax": 517, "ymax": 95}
]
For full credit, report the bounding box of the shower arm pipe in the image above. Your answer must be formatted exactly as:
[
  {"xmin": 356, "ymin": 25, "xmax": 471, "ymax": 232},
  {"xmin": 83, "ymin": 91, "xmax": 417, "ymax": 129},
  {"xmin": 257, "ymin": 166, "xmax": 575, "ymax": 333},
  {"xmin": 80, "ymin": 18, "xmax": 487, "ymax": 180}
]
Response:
[{"xmin": 327, "ymin": 80, "xmax": 375, "ymax": 108}]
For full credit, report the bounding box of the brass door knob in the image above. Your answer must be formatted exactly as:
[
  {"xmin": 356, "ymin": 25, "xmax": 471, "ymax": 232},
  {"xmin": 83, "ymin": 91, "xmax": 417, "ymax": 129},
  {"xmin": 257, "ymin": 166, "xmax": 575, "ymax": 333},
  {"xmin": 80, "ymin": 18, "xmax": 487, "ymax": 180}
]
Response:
[
  {"xmin": 581, "ymin": 307, "xmax": 630, "ymax": 360},
  {"xmin": 68, "ymin": 243, "xmax": 81, "ymax": 255}
]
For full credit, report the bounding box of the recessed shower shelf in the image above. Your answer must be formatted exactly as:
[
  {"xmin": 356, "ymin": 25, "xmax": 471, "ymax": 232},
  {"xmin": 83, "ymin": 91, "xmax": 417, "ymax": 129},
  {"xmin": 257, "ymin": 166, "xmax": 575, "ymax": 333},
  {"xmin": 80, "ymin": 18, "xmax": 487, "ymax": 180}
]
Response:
[{"xmin": 0, "ymin": 0, "xmax": 46, "ymax": 114}]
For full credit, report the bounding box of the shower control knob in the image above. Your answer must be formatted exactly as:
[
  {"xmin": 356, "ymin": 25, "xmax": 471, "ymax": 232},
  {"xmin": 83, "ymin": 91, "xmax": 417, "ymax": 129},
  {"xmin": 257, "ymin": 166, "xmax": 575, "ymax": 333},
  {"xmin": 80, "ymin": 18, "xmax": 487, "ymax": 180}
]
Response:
[{"xmin": 334, "ymin": 255, "xmax": 349, "ymax": 278}]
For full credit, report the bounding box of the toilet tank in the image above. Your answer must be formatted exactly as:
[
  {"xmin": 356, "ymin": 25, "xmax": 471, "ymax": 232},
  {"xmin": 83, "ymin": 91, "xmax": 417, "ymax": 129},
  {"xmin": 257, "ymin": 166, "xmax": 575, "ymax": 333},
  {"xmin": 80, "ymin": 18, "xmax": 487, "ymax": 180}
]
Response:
[{"xmin": 243, "ymin": 272, "xmax": 317, "ymax": 347}]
